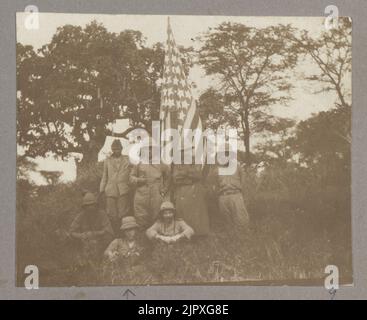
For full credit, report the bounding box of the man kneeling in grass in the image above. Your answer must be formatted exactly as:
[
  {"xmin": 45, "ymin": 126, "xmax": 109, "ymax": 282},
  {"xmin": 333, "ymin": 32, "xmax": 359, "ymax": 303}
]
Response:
[
  {"xmin": 69, "ymin": 192, "xmax": 114, "ymax": 267},
  {"xmin": 104, "ymin": 216, "xmax": 143, "ymax": 264},
  {"xmin": 146, "ymin": 201, "xmax": 194, "ymax": 244}
]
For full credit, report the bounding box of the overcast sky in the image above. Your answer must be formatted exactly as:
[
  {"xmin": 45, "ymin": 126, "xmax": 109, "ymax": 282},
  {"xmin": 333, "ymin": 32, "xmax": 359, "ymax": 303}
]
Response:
[{"xmin": 16, "ymin": 13, "xmax": 350, "ymax": 184}]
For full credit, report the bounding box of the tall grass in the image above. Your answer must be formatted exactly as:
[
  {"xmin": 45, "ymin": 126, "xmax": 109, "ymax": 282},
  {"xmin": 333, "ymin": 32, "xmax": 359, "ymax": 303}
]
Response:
[{"xmin": 16, "ymin": 162, "xmax": 352, "ymax": 286}]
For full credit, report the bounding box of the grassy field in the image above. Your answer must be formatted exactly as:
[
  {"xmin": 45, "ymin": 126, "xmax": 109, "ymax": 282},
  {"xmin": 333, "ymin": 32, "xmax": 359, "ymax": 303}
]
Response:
[{"xmin": 16, "ymin": 163, "xmax": 352, "ymax": 287}]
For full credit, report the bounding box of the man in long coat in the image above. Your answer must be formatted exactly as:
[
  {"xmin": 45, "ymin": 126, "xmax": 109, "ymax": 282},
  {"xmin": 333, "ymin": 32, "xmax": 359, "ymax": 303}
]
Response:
[{"xmin": 172, "ymin": 149, "xmax": 210, "ymax": 236}]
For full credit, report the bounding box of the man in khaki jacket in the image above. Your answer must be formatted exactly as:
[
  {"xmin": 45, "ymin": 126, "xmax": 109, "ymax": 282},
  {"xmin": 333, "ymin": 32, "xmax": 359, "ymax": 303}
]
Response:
[
  {"xmin": 129, "ymin": 143, "xmax": 170, "ymax": 229},
  {"xmin": 100, "ymin": 139, "xmax": 131, "ymax": 234},
  {"xmin": 215, "ymin": 152, "xmax": 249, "ymax": 229}
]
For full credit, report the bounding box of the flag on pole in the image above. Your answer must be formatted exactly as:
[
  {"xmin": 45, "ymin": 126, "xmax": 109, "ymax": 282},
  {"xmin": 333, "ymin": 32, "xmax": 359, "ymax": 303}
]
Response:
[{"xmin": 160, "ymin": 17, "xmax": 203, "ymax": 140}]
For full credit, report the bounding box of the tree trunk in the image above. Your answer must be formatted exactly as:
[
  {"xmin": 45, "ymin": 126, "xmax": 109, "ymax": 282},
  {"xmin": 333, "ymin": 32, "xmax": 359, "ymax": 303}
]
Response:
[
  {"xmin": 335, "ymin": 83, "xmax": 350, "ymax": 109},
  {"xmin": 241, "ymin": 102, "xmax": 251, "ymax": 165},
  {"xmin": 76, "ymin": 141, "xmax": 101, "ymax": 179},
  {"xmin": 244, "ymin": 116, "xmax": 251, "ymax": 165}
]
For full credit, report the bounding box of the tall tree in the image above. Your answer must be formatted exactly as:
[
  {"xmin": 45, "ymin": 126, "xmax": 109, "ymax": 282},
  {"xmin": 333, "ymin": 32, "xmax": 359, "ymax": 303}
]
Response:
[
  {"xmin": 17, "ymin": 21, "xmax": 165, "ymax": 167},
  {"xmin": 294, "ymin": 17, "xmax": 351, "ymax": 110},
  {"xmin": 289, "ymin": 106, "xmax": 351, "ymax": 186},
  {"xmin": 198, "ymin": 22, "xmax": 299, "ymax": 164},
  {"xmin": 197, "ymin": 88, "xmax": 238, "ymax": 131},
  {"xmin": 291, "ymin": 107, "xmax": 351, "ymax": 166},
  {"xmin": 254, "ymin": 117, "xmax": 296, "ymax": 166}
]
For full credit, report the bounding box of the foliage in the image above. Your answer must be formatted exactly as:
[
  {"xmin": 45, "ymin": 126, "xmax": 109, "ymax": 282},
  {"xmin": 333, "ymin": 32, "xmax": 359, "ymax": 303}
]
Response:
[
  {"xmin": 198, "ymin": 22, "xmax": 299, "ymax": 162},
  {"xmin": 17, "ymin": 155, "xmax": 37, "ymax": 181},
  {"xmin": 293, "ymin": 17, "xmax": 351, "ymax": 109},
  {"xmin": 16, "ymin": 19, "xmax": 352, "ymax": 286},
  {"xmin": 291, "ymin": 106, "xmax": 350, "ymax": 166},
  {"xmin": 16, "ymin": 157, "xmax": 352, "ymax": 286},
  {"xmin": 198, "ymin": 88, "xmax": 240, "ymax": 131},
  {"xmin": 17, "ymin": 21, "xmax": 165, "ymax": 164},
  {"xmin": 39, "ymin": 170, "xmax": 63, "ymax": 185}
]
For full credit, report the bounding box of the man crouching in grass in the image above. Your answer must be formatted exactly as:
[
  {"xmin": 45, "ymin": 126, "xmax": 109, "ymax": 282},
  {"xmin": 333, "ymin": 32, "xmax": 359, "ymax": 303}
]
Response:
[
  {"xmin": 146, "ymin": 201, "xmax": 194, "ymax": 243},
  {"xmin": 146, "ymin": 201, "xmax": 195, "ymax": 283},
  {"xmin": 104, "ymin": 216, "xmax": 143, "ymax": 264},
  {"xmin": 103, "ymin": 216, "xmax": 149, "ymax": 284},
  {"xmin": 69, "ymin": 192, "xmax": 114, "ymax": 268}
]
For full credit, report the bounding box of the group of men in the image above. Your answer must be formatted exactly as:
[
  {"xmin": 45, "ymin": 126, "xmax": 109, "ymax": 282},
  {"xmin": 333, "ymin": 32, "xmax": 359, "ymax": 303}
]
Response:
[{"xmin": 69, "ymin": 139, "xmax": 249, "ymax": 266}]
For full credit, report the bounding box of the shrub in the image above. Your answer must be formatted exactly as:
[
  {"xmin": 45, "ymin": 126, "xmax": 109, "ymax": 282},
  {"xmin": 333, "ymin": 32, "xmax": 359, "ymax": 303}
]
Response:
[{"xmin": 16, "ymin": 160, "xmax": 352, "ymax": 286}]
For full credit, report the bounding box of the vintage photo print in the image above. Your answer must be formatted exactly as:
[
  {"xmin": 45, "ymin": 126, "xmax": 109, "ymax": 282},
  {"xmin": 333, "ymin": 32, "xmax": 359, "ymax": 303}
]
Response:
[{"xmin": 16, "ymin": 13, "xmax": 351, "ymax": 287}]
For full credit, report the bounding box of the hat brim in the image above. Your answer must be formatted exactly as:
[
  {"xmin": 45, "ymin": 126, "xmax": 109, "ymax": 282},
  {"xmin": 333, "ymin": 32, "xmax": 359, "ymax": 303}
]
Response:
[
  {"xmin": 82, "ymin": 201, "xmax": 97, "ymax": 206},
  {"xmin": 120, "ymin": 223, "xmax": 139, "ymax": 230},
  {"xmin": 159, "ymin": 208, "xmax": 176, "ymax": 215}
]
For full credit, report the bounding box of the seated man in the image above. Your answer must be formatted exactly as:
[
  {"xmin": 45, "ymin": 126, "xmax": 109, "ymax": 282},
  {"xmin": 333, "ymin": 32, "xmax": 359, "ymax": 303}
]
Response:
[
  {"xmin": 146, "ymin": 201, "xmax": 194, "ymax": 243},
  {"xmin": 104, "ymin": 216, "xmax": 143, "ymax": 265},
  {"xmin": 69, "ymin": 192, "xmax": 114, "ymax": 265}
]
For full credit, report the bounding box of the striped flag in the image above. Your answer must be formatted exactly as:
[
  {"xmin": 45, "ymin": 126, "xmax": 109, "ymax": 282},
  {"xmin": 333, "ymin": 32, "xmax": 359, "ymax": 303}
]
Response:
[{"xmin": 160, "ymin": 18, "xmax": 203, "ymax": 143}]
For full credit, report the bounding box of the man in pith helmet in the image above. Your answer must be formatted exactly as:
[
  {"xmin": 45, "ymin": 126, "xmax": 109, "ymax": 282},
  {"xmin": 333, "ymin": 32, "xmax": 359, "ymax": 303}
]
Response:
[
  {"xmin": 69, "ymin": 192, "xmax": 114, "ymax": 265},
  {"xmin": 146, "ymin": 201, "xmax": 194, "ymax": 243}
]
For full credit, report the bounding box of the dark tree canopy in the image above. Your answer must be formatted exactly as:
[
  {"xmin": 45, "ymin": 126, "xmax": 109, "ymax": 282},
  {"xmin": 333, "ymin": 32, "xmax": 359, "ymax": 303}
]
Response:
[
  {"xmin": 17, "ymin": 19, "xmax": 352, "ymax": 177},
  {"xmin": 291, "ymin": 107, "xmax": 351, "ymax": 165},
  {"xmin": 17, "ymin": 21, "xmax": 165, "ymax": 164},
  {"xmin": 197, "ymin": 88, "xmax": 238, "ymax": 131}
]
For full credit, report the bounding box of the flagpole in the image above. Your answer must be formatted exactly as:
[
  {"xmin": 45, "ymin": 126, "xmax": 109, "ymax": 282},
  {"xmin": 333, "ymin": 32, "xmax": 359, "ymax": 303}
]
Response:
[{"xmin": 166, "ymin": 16, "xmax": 174, "ymax": 203}]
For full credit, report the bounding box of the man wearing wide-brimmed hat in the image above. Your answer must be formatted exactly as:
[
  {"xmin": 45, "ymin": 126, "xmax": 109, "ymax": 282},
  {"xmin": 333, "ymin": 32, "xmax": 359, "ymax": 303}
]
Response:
[
  {"xmin": 100, "ymin": 139, "xmax": 131, "ymax": 234},
  {"xmin": 104, "ymin": 216, "xmax": 143, "ymax": 264},
  {"xmin": 69, "ymin": 192, "xmax": 114, "ymax": 264}
]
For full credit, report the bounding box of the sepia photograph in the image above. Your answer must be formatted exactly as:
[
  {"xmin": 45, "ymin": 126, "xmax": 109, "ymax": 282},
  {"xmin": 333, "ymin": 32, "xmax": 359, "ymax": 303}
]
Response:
[{"xmin": 16, "ymin": 12, "xmax": 352, "ymax": 287}]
